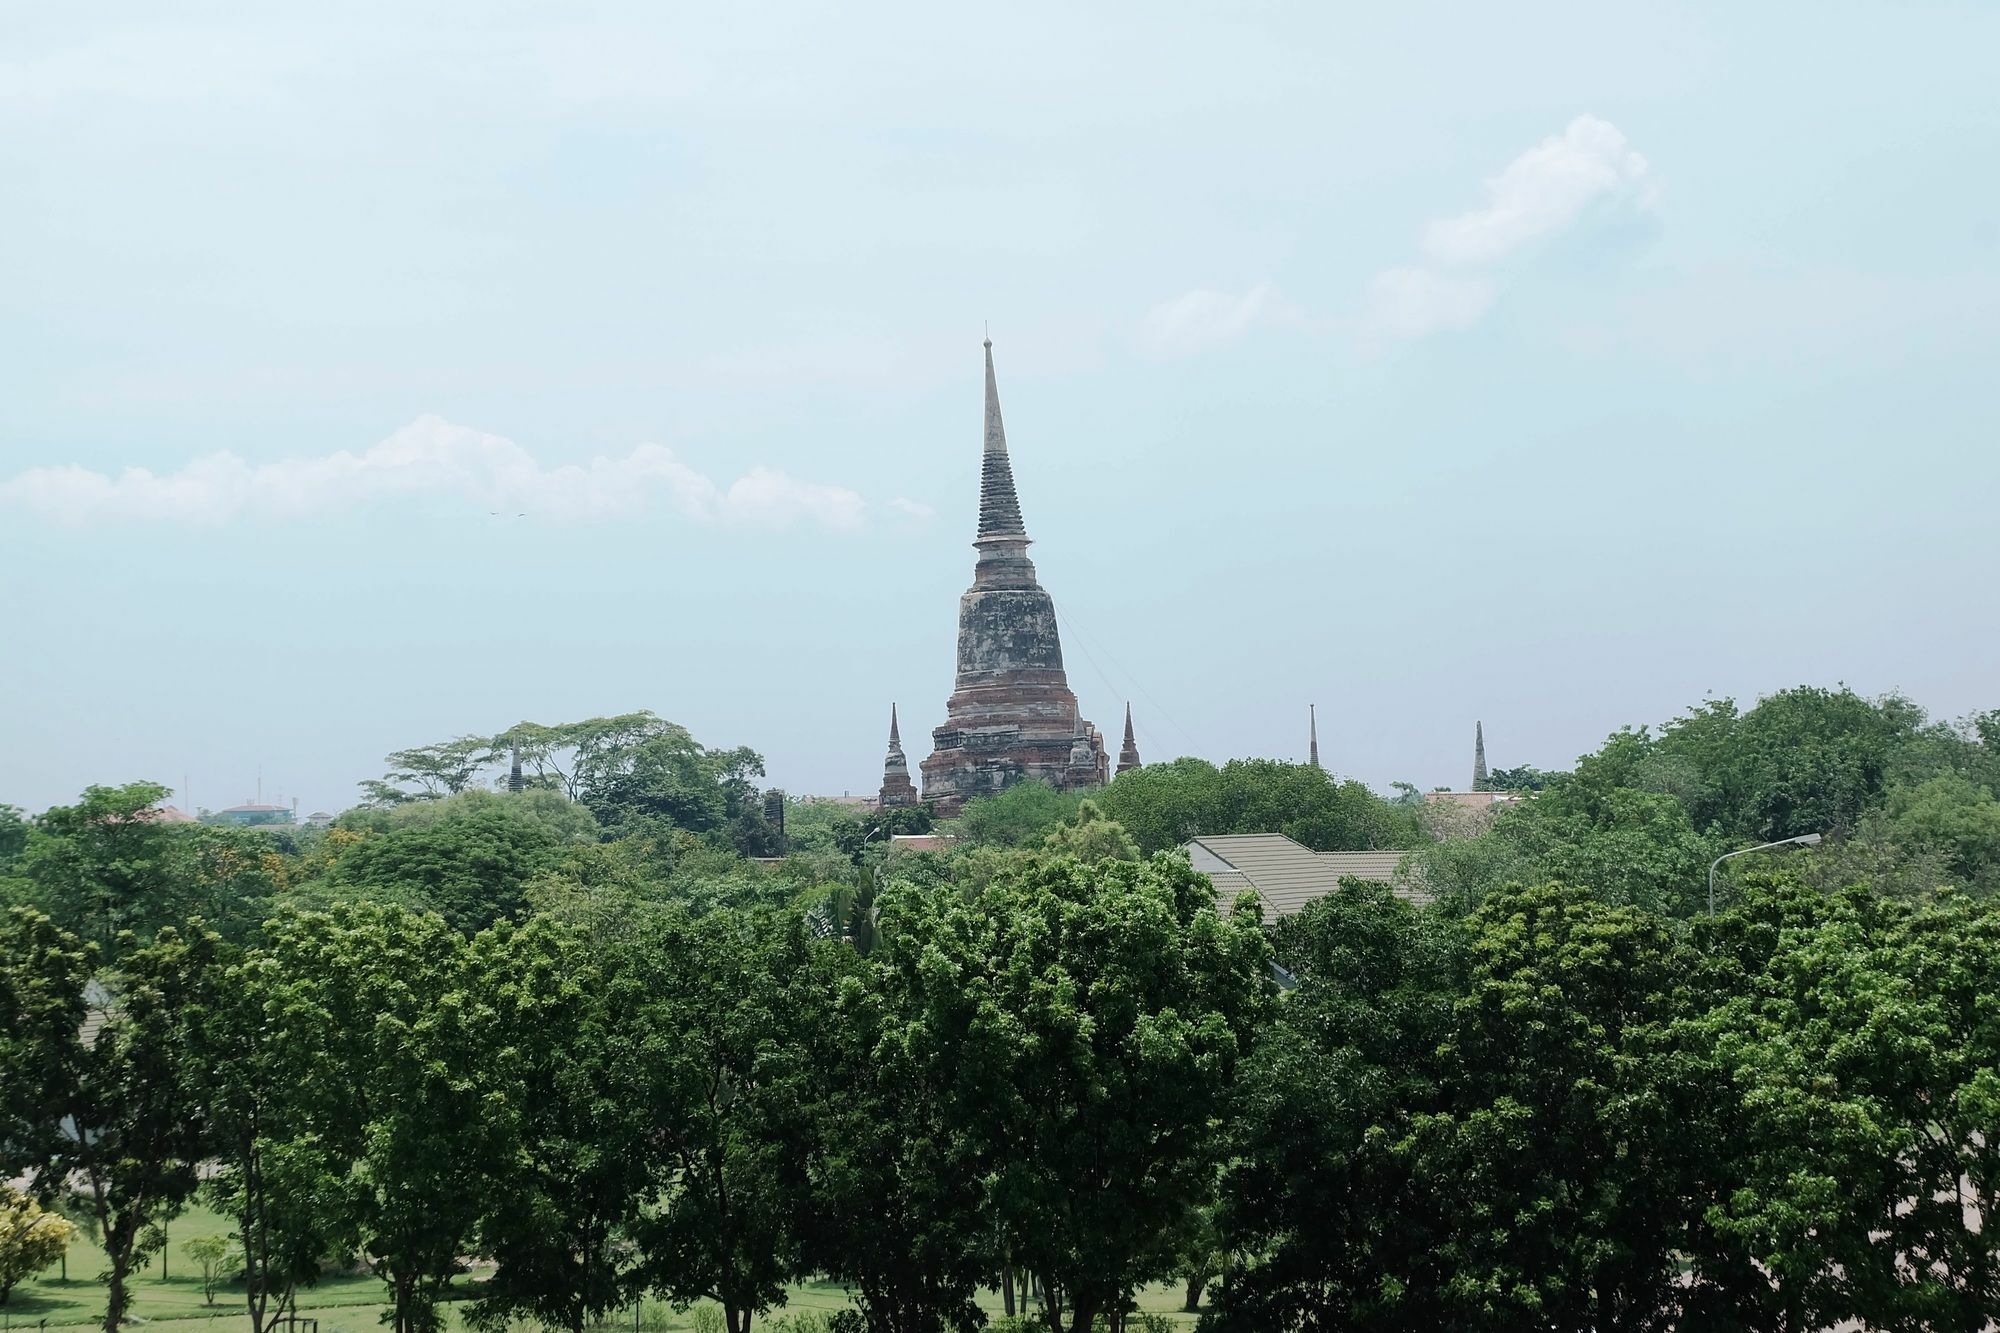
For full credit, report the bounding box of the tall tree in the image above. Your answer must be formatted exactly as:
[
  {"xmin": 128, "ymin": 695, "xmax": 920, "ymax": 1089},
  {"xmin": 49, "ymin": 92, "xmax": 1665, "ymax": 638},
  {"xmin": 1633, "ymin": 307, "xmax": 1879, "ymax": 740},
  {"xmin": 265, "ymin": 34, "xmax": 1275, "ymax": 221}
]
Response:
[
  {"xmin": 47, "ymin": 927, "xmax": 217, "ymax": 1333},
  {"xmin": 975, "ymin": 852, "xmax": 1274, "ymax": 1333},
  {"xmin": 806, "ymin": 882, "xmax": 995, "ymax": 1333},
  {"xmin": 631, "ymin": 908, "xmax": 821, "ymax": 1333},
  {"xmin": 1415, "ymin": 882, "xmax": 1691, "ymax": 1331},
  {"xmin": 1207, "ymin": 883, "xmax": 1466, "ymax": 1333},
  {"xmin": 181, "ymin": 942, "xmax": 346, "ymax": 1333},
  {"xmin": 268, "ymin": 905, "xmax": 493, "ymax": 1333},
  {"xmin": 467, "ymin": 917, "xmax": 655, "ymax": 1333},
  {"xmin": 0, "ymin": 907, "xmax": 93, "ymax": 1190}
]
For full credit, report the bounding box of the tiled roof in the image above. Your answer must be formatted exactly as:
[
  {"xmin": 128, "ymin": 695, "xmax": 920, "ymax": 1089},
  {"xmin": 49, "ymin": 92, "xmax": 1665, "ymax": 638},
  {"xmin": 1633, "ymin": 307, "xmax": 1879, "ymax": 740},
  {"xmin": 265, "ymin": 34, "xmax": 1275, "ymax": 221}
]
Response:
[{"xmin": 1187, "ymin": 833, "xmax": 1424, "ymax": 916}]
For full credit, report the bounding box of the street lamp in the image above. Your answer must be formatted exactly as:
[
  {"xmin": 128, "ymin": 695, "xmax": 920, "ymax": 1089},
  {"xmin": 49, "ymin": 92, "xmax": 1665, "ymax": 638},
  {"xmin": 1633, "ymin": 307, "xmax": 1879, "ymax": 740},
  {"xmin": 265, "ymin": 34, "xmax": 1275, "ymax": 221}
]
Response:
[{"xmin": 1708, "ymin": 833, "xmax": 1823, "ymax": 915}]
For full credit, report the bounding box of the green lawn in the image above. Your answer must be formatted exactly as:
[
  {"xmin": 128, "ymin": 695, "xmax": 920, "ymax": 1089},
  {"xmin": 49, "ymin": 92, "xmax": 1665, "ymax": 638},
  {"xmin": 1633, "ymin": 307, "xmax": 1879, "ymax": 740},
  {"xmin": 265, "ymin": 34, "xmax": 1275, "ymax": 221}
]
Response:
[{"xmin": 6, "ymin": 1207, "xmax": 1200, "ymax": 1333}]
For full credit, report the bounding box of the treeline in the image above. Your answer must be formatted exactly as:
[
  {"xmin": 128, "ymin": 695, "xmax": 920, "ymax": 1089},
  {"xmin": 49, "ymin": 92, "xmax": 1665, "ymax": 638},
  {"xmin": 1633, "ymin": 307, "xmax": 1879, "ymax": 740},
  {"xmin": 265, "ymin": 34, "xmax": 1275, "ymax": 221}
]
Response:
[
  {"xmin": 4, "ymin": 685, "xmax": 2000, "ymax": 1333},
  {"xmin": 1411, "ymin": 686, "xmax": 2000, "ymax": 914},
  {"xmin": 1, "ymin": 853, "xmax": 1267, "ymax": 1333},
  {"xmin": 6, "ymin": 865, "xmax": 2000, "ymax": 1332}
]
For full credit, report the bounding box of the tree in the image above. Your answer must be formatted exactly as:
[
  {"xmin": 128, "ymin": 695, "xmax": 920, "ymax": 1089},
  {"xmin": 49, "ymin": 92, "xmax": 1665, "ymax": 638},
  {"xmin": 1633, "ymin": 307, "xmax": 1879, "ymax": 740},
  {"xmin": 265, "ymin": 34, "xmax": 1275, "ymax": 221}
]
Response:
[
  {"xmin": 1208, "ymin": 884, "xmax": 1466, "ymax": 1333},
  {"xmin": 0, "ymin": 1186, "xmax": 76, "ymax": 1305},
  {"xmin": 631, "ymin": 908, "xmax": 822, "ymax": 1333},
  {"xmin": 1095, "ymin": 758, "xmax": 1422, "ymax": 856},
  {"xmin": 1041, "ymin": 799, "xmax": 1139, "ymax": 863},
  {"xmin": 17, "ymin": 784, "xmax": 190, "ymax": 953},
  {"xmin": 974, "ymin": 852, "xmax": 1275, "ymax": 1333},
  {"xmin": 183, "ymin": 1234, "xmax": 233, "ymax": 1306},
  {"xmin": 322, "ymin": 791, "xmax": 590, "ymax": 932},
  {"xmin": 0, "ymin": 907, "xmax": 94, "ymax": 1190},
  {"xmin": 1416, "ymin": 882, "xmax": 1692, "ymax": 1331},
  {"xmin": 948, "ymin": 781, "xmax": 1083, "ymax": 849},
  {"xmin": 467, "ymin": 917, "xmax": 655, "ymax": 1333},
  {"xmin": 360, "ymin": 735, "xmax": 498, "ymax": 805},
  {"xmin": 181, "ymin": 942, "xmax": 347, "ymax": 1333},
  {"xmin": 267, "ymin": 905, "xmax": 494, "ymax": 1333},
  {"xmin": 1679, "ymin": 878, "xmax": 2000, "ymax": 1331},
  {"xmin": 1877, "ymin": 773, "xmax": 2000, "ymax": 891},
  {"xmin": 806, "ymin": 883, "xmax": 995, "ymax": 1333},
  {"xmin": 46, "ymin": 926, "xmax": 218, "ymax": 1333}
]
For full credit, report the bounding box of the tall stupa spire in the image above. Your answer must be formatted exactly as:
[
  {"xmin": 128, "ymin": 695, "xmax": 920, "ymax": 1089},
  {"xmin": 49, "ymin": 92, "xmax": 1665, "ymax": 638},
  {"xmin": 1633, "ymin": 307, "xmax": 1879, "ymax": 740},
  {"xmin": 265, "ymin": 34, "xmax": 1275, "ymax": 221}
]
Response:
[
  {"xmin": 1116, "ymin": 703, "xmax": 1142, "ymax": 775},
  {"xmin": 1473, "ymin": 720, "xmax": 1489, "ymax": 791},
  {"xmin": 976, "ymin": 338, "xmax": 1028, "ymax": 543},
  {"xmin": 1309, "ymin": 704, "xmax": 1321, "ymax": 768},
  {"xmin": 920, "ymin": 337, "xmax": 1102, "ymax": 814}
]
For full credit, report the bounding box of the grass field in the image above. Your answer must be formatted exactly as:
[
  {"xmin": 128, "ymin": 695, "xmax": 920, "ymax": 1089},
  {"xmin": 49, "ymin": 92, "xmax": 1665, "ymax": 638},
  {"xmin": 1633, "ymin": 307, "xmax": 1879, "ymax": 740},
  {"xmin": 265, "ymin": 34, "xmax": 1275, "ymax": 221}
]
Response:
[{"xmin": 3, "ymin": 1205, "xmax": 1199, "ymax": 1333}]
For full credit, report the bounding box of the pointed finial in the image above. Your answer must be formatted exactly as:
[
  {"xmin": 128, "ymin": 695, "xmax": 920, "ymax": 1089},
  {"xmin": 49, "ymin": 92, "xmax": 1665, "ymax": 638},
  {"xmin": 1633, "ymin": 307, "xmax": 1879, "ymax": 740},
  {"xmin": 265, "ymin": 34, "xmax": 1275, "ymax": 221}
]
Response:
[
  {"xmin": 889, "ymin": 703, "xmax": 902, "ymax": 748},
  {"xmin": 1309, "ymin": 704, "xmax": 1321, "ymax": 768},
  {"xmin": 1473, "ymin": 720, "xmax": 1489, "ymax": 791}
]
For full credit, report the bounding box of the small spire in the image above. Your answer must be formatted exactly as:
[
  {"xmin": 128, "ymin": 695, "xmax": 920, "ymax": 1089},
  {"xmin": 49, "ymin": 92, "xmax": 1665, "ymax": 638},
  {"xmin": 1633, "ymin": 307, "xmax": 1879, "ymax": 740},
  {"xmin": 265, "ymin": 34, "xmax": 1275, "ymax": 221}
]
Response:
[
  {"xmin": 1473, "ymin": 720, "xmax": 1489, "ymax": 791},
  {"xmin": 1309, "ymin": 704, "xmax": 1320, "ymax": 768},
  {"xmin": 1116, "ymin": 703, "xmax": 1142, "ymax": 775},
  {"xmin": 879, "ymin": 704, "xmax": 917, "ymax": 808}
]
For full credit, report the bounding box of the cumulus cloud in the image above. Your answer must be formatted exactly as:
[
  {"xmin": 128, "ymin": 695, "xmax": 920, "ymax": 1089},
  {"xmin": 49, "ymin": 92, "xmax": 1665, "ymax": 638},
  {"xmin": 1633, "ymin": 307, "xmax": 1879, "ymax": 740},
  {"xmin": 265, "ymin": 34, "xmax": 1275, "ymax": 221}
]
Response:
[
  {"xmin": 1422, "ymin": 115, "xmax": 1654, "ymax": 268},
  {"xmin": 1362, "ymin": 114, "xmax": 1654, "ymax": 343},
  {"xmin": 1138, "ymin": 282, "xmax": 1302, "ymax": 358},
  {"xmin": 0, "ymin": 415, "xmax": 870, "ymax": 531}
]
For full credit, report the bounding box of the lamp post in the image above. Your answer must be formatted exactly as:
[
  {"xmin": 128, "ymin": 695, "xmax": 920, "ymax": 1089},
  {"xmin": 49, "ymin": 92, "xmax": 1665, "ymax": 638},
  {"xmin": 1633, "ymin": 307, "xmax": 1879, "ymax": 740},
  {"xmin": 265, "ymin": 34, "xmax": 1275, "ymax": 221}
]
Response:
[{"xmin": 1708, "ymin": 833, "xmax": 1823, "ymax": 915}]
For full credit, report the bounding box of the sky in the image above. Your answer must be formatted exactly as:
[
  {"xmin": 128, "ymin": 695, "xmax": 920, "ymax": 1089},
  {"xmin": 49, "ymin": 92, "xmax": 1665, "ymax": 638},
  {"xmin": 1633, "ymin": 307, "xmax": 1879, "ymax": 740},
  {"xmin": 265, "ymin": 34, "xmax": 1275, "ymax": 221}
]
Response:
[{"xmin": 3, "ymin": 2, "xmax": 1998, "ymax": 816}]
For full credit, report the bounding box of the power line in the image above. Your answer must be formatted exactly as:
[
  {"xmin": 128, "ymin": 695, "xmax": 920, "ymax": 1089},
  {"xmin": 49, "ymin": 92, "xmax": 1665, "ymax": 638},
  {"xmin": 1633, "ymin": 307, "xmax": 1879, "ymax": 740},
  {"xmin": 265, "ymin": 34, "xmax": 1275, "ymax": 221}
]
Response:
[{"xmin": 1050, "ymin": 596, "xmax": 1207, "ymax": 759}]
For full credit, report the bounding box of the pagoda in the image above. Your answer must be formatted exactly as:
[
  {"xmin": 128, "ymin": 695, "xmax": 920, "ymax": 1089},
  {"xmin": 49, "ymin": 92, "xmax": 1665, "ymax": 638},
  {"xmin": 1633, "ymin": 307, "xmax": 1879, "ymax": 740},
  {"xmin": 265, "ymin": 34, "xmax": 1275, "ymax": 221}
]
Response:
[{"xmin": 920, "ymin": 340, "xmax": 1106, "ymax": 814}]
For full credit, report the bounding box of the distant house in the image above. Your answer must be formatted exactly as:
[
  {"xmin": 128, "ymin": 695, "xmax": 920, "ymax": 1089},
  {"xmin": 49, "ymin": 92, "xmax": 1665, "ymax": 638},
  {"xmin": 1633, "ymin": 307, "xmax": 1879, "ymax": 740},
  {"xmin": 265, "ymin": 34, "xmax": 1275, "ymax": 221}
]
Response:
[
  {"xmin": 210, "ymin": 802, "xmax": 295, "ymax": 827},
  {"xmin": 1185, "ymin": 833, "xmax": 1428, "ymax": 916},
  {"xmin": 1424, "ymin": 790, "xmax": 1523, "ymax": 814},
  {"xmin": 886, "ymin": 833, "xmax": 957, "ymax": 855}
]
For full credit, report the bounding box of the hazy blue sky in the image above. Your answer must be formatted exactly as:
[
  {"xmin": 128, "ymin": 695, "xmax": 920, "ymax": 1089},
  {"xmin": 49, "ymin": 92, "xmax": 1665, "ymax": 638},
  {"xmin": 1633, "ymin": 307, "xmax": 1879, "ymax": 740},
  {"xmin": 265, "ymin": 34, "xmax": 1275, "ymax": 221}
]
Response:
[{"xmin": 4, "ymin": 2, "xmax": 1997, "ymax": 816}]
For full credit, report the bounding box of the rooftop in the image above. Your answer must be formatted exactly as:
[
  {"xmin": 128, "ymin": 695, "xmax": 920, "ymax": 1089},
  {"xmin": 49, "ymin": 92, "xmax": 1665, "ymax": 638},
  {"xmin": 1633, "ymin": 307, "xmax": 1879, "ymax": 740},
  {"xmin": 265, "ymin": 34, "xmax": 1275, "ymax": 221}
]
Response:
[{"xmin": 1187, "ymin": 833, "xmax": 1426, "ymax": 915}]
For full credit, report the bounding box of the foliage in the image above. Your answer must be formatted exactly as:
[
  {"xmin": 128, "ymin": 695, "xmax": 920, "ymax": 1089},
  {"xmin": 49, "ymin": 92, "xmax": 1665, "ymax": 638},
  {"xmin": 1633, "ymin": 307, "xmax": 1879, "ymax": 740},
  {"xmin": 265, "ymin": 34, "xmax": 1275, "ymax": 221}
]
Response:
[
  {"xmin": 807, "ymin": 881, "xmax": 994, "ymax": 1333},
  {"xmin": 0, "ymin": 907, "xmax": 94, "ymax": 1187},
  {"xmin": 630, "ymin": 908, "xmax": 825, "ymax": 1333},
  {"xmin": 180, "ymin": 936, "xmax": 346, "ymax": 1333},
  {"xmin": 947, "ymin": 780, "xmax": 1084, "ymax": 848},
  {"xmin": 47, "ymin": 925, "xmax": 219, "ymax": 1333},
  {"xmin": 1097, "ymin": 758, "xmax": 1424, "ymax": 855},
  {"xmin": 1210, "ymin": 883, "xmax": 1466, "ymax": 1333},
  {"xmin": 263, "ymin": 904, "xmax": 495, "ymax": 1333},
  {"xmin": 319, "ymin": 790, "xmax": 592, "ymax": 932},
  {"xmin": 467, "ymin": 916, "xmax": 655, "ymax": 1333},
  {"xmin": 972, "ymin": 852, "xmax": 1275, "ymax": 1333},
  {"xmin": 1040, "ymin": 799, "xmax": 1139, "ymax": 863},
  {"xmin": 0, "ymin": 1186, "xmax": 76, "ymax": 1305},
  {"xmin": 361, "ymin": 735, "xmax": 496, "ymax": 806},
  {"xmin": 182, "ymin": 1233, "xmax": 233, "ymax": 1306}
]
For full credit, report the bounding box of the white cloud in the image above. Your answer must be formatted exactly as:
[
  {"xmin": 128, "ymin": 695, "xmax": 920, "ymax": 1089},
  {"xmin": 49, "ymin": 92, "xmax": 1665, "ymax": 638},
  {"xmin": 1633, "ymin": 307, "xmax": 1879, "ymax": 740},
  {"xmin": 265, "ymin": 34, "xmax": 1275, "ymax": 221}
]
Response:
[
  {"xmin": 0, "ymin": 415, "xmax": 870, "ymax": 531},
  {"xmin": 887, "ymin": 496, "xmax": 937, "ymax": 524},
  {"xmin": 1362, "ymin": 268, "xmax": 1496, "ymax": 341},
  {"xmin": 1364, "ymin": 114, "xmax": 1655, "ymax": 343},
  {"xmin": 1422, "ymin": 115, "xmax": 1653, "ymax": 268},
  {"xmin": 1138, "ymin": 282, "xmax": 1301, "ymax": 358}
]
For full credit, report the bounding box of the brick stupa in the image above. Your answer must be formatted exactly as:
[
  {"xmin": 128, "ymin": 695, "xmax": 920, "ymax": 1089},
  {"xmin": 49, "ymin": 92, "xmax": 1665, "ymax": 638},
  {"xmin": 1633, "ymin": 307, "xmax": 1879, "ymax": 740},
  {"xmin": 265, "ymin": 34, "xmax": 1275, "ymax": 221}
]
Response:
[{"xmin": 920, "ymin": 339, "xmax": 1107, "ymax": 814}]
